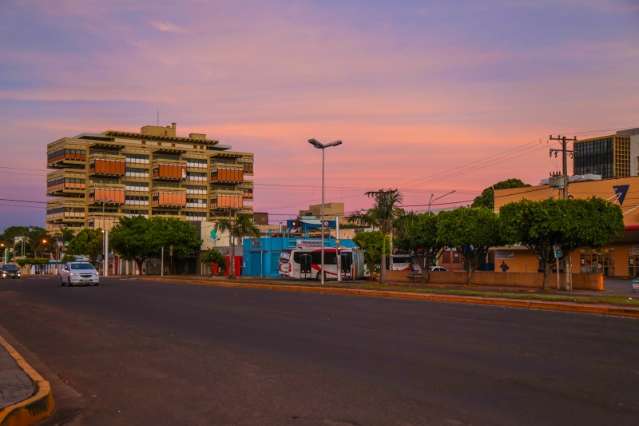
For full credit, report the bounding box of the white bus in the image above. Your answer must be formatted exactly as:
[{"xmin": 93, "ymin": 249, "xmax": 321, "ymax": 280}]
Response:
[{"xmin": 279, "ymin": 247, "xmax": 365, "ymax": 280}]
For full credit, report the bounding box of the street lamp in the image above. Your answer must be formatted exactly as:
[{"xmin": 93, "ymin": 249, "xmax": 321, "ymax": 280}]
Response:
[
  {"xmin": 307, "ymin": 138, "xmax": 343, "ymax": 286},
  {"xmin": 427, "ymin": 190, "xmax": 456, "ymax": 213}
]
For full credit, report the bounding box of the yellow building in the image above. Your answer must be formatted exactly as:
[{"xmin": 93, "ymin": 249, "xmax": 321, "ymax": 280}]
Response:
[
  {"xmin": 493, "ymin": 176, "xmax": 639, "ymax": 278},
  {"xmin": 46, "ymin": 123, "xmax": 254, "ymax": 234}
]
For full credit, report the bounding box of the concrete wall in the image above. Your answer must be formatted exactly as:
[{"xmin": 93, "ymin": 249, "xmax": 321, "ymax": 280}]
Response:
[{"xmin": 386, "ymin": 270, "xmax": 604, "ymax": 291}]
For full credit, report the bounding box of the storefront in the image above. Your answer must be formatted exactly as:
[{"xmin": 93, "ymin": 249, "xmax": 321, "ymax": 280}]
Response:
[{"xmin": 493, "ymin": 176, "xmax": 639, "ymax": 279}]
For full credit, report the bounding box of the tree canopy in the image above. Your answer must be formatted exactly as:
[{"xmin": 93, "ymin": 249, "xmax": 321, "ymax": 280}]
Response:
[
  {"xmin": 394, "ymin": 212, "xmax": 443, "ymax": 281},
  {"xmin": 353, "ymin": 231, "xmax": 388, "ymax": 277},
  {"xmin": 500, "ymin": 197, "xmax": 624, "ymax": 288},
  {"xmin": 437, "ymin": 207, "xmax": 501, "ymax": 277},
  {"xmin": 351, "ymin": 189, "xmax": 403, "ymax": 281},
  {"xmin": 472, "ymin": 178, "xmax": 529, "ymax": 210},
  {"xmin": 110, "ymin": 216, "xmax": 201, "ymax": 273},
  {"xmin": 67, "ymin": 228, "xmax": 103, "ymax": 263},
  {"xmin": 215, "ymin": 213, "xmax": 260, "ymax": 278}
]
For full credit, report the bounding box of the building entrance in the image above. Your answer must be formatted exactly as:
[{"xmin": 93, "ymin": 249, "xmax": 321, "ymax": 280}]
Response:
[{"xmin": 579, "ymin": 250, "xmax": 614, "ymax": 276}]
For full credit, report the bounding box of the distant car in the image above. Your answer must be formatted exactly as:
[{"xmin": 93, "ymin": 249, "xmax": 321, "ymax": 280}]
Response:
[
  {"xmin": 1, "ymin": 264, "xmax": 21, "ymax": 279},
  {"xmin": 430, "ymin": 266, "xmax": 448, "ymax": 272},
  {"xmin": 59, "ymin": 262, "xmax": 99, "ymax": 287}
]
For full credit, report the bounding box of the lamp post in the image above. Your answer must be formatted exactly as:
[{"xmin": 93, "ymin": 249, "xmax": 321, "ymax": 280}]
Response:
[
  {"xmin": 307, "ymin": 138, "xmax": 342, "ymax": 286},
  {"xmin": 427, "ymin": 190, "xmax": 456, "ymax": 213}
]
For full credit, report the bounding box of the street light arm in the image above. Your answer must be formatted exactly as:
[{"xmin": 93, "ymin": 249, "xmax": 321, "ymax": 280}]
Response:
[
  {"xmin": 308, "ymin": 139, "xmax": 324, "ymax": 149},
  {"xmin": 433, "ymin": 190, "xmax": 456, "ymax": 202}
]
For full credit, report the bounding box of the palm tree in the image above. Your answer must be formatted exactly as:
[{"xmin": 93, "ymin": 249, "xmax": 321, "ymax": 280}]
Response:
[
  {"xmin": 216, "ymin": 214, "xmax": 260, "ymax": 279},
  {"xmin": 352, "ymin": 189, "xmax": 403, "ymax": 282}
]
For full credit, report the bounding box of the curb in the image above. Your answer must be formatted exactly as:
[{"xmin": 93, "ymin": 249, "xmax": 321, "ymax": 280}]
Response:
[
  {"xmin": 137, "ymin": 277, "xmax": 639, "ymax": 319},
  {"xmin": 0, "ymin": 336, "xmax": 55, "ymax": 426}
]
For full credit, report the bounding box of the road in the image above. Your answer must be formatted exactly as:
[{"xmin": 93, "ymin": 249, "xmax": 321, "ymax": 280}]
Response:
[{"xmin": 1, "ymin": 277, "xmax": 638, "ymax": 426}]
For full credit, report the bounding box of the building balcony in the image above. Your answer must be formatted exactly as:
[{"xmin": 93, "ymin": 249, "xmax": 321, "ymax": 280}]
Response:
[
  {"xmin": 209, "ymin": 190, "xmax": 244, "ymax": 209},
  {"xmin": 89, "ymin": 186, "xmax": 125, "ymax": 205},
  {"xmin": 152, "ymin": 161, "xmax": 186, "ymax": 181},
  {"xmin": 47, "ymin": 144, "xmax": 87, "ymax": 168},
  {"xmin": 46, "ymin": 200, "xmax": 86, "ymax": 224},
  {"xmin": 90, "ymin": 157, "xmax": 126, "ymax": 177},
  {"xmin": 152, "ymin": 190, "xmax": 187, "ymax": 208},
  {"xmin": 46, "ymin": 171, "xmax": 86, "ymax": 195},
  {"xmin": 210, "ymin": 163, "xmax": 245, "ymax": 183}
]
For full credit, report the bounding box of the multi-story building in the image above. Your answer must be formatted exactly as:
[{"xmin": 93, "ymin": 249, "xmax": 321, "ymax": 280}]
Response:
[
  {"xmin": 46, "ymin": 123, "xmax": 253, "ymax": 234},
  {"xmin": 573, "ymin": 128, "xmax": 639, "ymax": 178}
]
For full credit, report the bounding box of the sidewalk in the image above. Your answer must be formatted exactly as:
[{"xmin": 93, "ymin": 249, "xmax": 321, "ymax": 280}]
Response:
[
  {"xmin": 0, "ymin": 347, "xmax": 33, "ymax": 410},
  {"xmin": 0, "ymin": 335, "xmax": 54, "ymax": 426}
]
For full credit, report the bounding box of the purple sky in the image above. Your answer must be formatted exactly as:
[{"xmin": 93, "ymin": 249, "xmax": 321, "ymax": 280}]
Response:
[{"xmin": 1, "ymin": 0, "xmax": 638, "ymax": 230}]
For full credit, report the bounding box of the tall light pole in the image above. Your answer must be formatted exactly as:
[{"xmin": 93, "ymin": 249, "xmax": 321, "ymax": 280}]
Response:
[
  {"xmin": 427, "ymin": 190, "xmax": 456, "ymax": 213},
  {"xmin": 308, "ymin": 138, "xmax": 342, "ymax": 286}
]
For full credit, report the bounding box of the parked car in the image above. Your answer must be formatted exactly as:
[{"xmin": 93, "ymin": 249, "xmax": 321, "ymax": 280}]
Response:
[
  {"xmin": 1, "ymin": 263, "xmax": 21, "ymax": 279},
  {"xmin": 59, "ymin": 262, "xmax": 99, "ymax": 287},
  {"xmin": 430, "ymin": 266, "xmax": 448, "ymax": 272}
]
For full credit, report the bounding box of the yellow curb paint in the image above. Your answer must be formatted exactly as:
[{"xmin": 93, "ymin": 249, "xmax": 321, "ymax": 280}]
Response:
[
  {"xmin": 141, "ymin": 277, "xmax": 639, "ymax": 319},
  {"xmin": 0, "ymin": 336, "xmax": 54, "ymax": 426}
]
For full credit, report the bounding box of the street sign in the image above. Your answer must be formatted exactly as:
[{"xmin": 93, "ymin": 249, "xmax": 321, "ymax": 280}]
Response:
[
  {"xmin": 553, "ymin": 244, "xmax": 563, "ymax": 259},
  {"xmin": 210, "ymin": 229, "xmax": 217, "ymax": 240}
]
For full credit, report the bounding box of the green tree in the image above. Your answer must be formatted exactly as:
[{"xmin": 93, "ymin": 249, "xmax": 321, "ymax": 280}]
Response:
[
  {"xmin": 67, "ymin": 229, "xmax": 103, "ymax": 263},
  {"xmin": 110, "ymin": 216, "xmax": 155, "ymax": 273},
  {"xmin": 352, "ymin": 189, "xmax": 403, "ymax": 282},
  {"xmin": 216, "ymin": 214, "xmax": 260, "ymax": 279},
  {"xmin": 201, "ymin": 249, "xmax": 226, "ymax": 275},
  {"xmin": 395, "ymin": 212, "xmax": 443, "ymax": 282},
  {"xmin": 500, "ymin": 198, "xmax": 623, "ymax": 290},
  {"xmin": 1, "ymin": 226, "xmax": 49, "ymax": 257},
  {"xmin": 472, "ymin": 178, "xmax": 530, "ymax": 210},
  {"xmin": 111, "ymin": 216, "xmax": 201, "ymax": 275},
  {"xmin": 353, "ymin": 231, "xmax": 388, "ymax": 279},
  {"xmin": 150, "ymin": 218, "xmax": 201, "ymax": 274},
  {"xmin": 437, "ymin": 207, "xmax": 501, "ymax": 282}
]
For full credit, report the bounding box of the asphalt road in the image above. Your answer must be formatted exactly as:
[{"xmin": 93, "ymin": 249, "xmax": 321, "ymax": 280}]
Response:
[{"xmin": 1, "ymin": 277, "xmax": 638, "ymax": 426}]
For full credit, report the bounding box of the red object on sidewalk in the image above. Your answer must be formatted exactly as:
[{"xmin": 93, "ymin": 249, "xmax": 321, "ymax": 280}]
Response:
[
  {"xmin": 210, "ymin": 263, "xmax": 220, "ymax": 275},
  {"xmin": 223, "ymin": 255, "xmax": 243, "ymax": 276}
]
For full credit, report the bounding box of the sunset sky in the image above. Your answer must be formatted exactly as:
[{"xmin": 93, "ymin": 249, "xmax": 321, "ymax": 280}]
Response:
[{"xmin": 1, "ymin": 0, "xmax": 638, "ymax": 230}]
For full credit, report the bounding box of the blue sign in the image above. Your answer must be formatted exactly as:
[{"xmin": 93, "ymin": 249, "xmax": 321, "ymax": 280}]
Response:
[{"xmin": 613, "ymin": 185, "xmax": 630, "ymax": 205}]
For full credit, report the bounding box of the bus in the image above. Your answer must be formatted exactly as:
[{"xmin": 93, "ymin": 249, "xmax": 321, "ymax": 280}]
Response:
[
  {"xmin": 390, "ymin": 254, "xmax": 413, "ymax": 271},
  {"xmin": 279, "ymin": 247, "xmax": 365, "ymax": 280}
]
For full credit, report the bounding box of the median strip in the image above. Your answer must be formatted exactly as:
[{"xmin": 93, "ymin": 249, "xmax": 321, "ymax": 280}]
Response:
[
  {"xmin": 0, "ymin": 336, "xmax": 54, "ymax": 426},
  {"xmin": 133, "ymin": 276, "xmax": 639, "ymax": 319}
]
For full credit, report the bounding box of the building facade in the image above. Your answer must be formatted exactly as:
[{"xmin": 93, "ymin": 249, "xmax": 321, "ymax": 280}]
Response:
[
  {"xmin": 46, "ymin": 123, "xmax": 253, "ymax": 234},
  {"xmin": 573, "ymin": 129, "xmax": 639, "ymax": 178},
  {"xmin": 494, "ymin": 175, "xmax": 639, "ymax": 278}
]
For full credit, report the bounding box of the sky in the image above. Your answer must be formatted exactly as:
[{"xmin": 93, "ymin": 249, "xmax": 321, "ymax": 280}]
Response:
[{"xmin": 1, "ymin": 0, "xmax": 638, "ymax": 230}]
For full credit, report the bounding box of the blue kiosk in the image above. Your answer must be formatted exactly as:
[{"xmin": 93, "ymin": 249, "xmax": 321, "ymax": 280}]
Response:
[{"xmin": 242, "ymin": 236, "xmax": 358, "ymax": 278}]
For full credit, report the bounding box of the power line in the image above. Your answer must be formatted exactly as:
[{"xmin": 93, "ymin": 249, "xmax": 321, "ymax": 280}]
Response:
[{"xmin": 0, "ymin": 198, "xmax": 47, "ymax": 204}]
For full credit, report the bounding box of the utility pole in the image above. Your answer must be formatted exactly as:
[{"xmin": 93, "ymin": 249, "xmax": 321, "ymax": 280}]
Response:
[
  {"xmin": 549, "ymin": 134, "xmax": 577, "ymax": 291},
  {"xmin": 549, "ymin": 135, "xmax": 576, "ymax": 200}
]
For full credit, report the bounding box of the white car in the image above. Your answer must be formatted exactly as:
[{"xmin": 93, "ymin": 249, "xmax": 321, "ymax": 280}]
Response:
[{"xmin": 59, "ymin": 262, "xmax": 100, "ymax": 287}]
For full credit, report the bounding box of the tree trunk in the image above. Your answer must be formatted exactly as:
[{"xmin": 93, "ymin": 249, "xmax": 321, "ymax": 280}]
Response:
[
  {"xmin": 379, "ymin": 233, "xmax": 386, "ymax": 283},
  {"xmin": 542, "ymin": 261, "xmax": 552, "ymax": 291},
  {"xmin": 135, "ymin": 258, "xmax": 144, "ymax": 276},
  {"xmin": 422, "ymin": 253, "xmax": 431, "ymax": 284}
]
